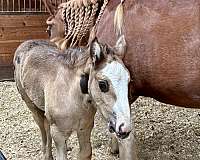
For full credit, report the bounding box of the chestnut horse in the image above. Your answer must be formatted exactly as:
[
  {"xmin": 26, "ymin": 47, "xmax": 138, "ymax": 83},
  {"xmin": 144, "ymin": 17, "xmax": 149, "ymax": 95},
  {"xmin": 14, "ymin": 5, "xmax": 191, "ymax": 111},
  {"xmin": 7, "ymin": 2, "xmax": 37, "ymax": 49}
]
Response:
[{"xmin": 45, "ymin": 0, "xmax": 200, "ymax": 107}]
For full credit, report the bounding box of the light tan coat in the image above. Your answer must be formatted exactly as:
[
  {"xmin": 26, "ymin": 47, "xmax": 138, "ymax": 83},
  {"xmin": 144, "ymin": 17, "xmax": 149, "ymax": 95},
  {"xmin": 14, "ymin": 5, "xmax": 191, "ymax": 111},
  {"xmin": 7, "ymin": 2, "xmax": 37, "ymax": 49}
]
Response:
[{"xmin": 14, "ymin": 37, "xmax": 131, "ymax": 160}]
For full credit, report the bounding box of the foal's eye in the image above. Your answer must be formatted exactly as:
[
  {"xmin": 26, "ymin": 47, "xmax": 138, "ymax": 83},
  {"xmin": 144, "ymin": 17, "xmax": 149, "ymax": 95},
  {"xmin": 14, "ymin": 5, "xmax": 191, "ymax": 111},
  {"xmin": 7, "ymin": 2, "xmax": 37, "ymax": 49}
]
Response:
[{"xmin": 98, "ymin": 80, "xmax": 109, "ymax": 92}]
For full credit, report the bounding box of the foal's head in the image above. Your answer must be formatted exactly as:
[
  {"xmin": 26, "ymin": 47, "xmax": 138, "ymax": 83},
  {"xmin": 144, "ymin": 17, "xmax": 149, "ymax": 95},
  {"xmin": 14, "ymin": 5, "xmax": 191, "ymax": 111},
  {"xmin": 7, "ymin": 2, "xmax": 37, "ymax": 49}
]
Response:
[{"xmin": 82, "ymin": 35, "xmax": 131, "ymax": 139}]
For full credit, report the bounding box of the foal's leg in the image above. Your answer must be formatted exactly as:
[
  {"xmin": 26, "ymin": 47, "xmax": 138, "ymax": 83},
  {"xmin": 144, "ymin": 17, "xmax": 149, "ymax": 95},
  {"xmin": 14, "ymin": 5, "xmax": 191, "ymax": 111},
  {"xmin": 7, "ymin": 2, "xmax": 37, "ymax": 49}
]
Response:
[
  {"xmin": 110, "ymin": 131, "xmax": 138, "ymax": 160},
  {"xmin": 118, "ymin": 133, "xmax": 138, "ymax": 160},
  {"xmin": 51, "ymin": 124, "xmax": 71, "ymax": 160},
  {"xmin": 27, "ymin": 103, "xmax": 53, "ymax": 160},
  {"xmin": 110, "ymin": 135, "xmax": 119, "ymax": 154},
  {"xmin": 43, "ymin": 117, "xmax": 53, "ymax": 159},
  {"xmin": 77, "ymin": 124, "xmax": 93, "ymax": 160}
]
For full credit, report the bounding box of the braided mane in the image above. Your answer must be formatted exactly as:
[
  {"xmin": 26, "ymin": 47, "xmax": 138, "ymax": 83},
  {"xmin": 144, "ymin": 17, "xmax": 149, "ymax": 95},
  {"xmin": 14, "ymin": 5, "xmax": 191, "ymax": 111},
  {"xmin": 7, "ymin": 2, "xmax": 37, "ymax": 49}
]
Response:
[{"xmin": 60, "ymin": 0, "xmax": 109, "ymax": 49}]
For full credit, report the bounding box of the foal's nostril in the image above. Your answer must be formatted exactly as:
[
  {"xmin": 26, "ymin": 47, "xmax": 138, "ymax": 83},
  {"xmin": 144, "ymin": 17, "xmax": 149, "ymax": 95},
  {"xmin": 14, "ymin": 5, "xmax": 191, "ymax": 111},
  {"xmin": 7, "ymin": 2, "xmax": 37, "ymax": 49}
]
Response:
[
  {"xmin": 109, "ymin": 125, "xmax": 115, "ymax": 133},
  {"xmin": 117, "ymin": 123, "xmax": 131, "ymax": 139},
  {"xmin": 117, "ymin": 130, "xmax": 131, "ymax": 139},
  {"xmin": 119, "ymin": 123, "xmax": 125, "ymax": 133},
  {"xmin": 108, "ymin": 121, "xmax": 116, "ymax": 133}
]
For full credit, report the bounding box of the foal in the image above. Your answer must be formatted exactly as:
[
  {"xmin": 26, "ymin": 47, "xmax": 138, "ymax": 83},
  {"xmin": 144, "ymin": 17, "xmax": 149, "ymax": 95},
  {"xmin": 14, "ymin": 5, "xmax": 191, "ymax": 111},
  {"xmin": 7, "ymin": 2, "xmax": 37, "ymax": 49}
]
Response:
[{"xmin": 14, "ymin": 36, "xmax": 131, "ymax": 160}]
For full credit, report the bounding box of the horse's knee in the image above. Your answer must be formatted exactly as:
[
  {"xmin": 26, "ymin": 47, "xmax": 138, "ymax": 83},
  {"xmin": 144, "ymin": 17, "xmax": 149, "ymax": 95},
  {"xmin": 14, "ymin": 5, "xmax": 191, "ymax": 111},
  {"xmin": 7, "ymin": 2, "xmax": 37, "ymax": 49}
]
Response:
[
  {"xmin": 51, "ymin": 125, "xmax": 68, "ymax": 160},
  {"xmin": 51, "ymin": 125, "xmax": 64, "ymax": 145}
]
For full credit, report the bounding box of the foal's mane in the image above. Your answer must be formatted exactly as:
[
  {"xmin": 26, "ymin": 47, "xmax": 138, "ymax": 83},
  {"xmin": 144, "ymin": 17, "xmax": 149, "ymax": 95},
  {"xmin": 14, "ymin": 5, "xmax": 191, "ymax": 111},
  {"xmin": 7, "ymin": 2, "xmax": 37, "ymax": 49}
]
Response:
[{"xmin": 56, "ymin": 47, "xmax": 90, "ymax": 68}]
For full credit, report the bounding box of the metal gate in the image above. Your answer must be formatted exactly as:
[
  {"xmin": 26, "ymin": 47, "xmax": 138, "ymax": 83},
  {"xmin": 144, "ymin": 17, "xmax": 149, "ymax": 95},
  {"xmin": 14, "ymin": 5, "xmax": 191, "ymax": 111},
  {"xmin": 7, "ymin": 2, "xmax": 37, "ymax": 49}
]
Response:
[
  {"xmin": 0, "ymin": 0, "xmax": 46, "ymax": 13},
  {"xmin": 0, "ymin": 0, "xmax": 68, "ymax": 13}
]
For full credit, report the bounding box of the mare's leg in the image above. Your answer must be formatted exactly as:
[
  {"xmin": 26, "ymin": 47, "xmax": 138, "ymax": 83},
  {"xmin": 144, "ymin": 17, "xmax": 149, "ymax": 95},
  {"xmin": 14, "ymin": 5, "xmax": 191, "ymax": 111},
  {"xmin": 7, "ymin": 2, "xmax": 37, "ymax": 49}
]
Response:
[
  {"xmin": 77, "ymin": 124, "xmax": 93, "ymax": 160},
  {"xmin": 27, "ymin": 103, "xmax": 53, "ymax": 160},
  {"xmin": 51, "ymin": 124, "xmax": 71, "ymax": 160}
]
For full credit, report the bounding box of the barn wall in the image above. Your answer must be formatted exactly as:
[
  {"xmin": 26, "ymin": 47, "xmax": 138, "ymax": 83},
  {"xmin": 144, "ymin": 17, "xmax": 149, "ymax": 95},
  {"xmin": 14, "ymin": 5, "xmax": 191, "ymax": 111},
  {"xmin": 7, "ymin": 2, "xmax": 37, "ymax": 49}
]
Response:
[{"xmin": 0, "ymin": 14, "xmax": 49, "ymax": 81}]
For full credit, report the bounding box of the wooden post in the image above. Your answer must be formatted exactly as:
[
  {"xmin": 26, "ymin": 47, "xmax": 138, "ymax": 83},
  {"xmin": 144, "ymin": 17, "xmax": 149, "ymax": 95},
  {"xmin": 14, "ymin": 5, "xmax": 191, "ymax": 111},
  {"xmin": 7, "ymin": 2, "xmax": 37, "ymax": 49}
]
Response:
[
  {"xmin": 7, "ymin": 0, "xmax": 9, "ymax": 11},
  {"xmin": 40, "ymin": 0, "xmax": 42, "ymax": 11},
  {"xmin": 35, "ymin": 0, "xmax": 37, "ymax": 11},
  {"xmin": 18, "ymin": 0, "xmax": 20, "ymax": 11},
  {"xmin": 24, "ymin": 0, "xmax": 25, "ymax": 11},
  {"xmin": 12, "ymin": 0, "xmax": 14, "ymax": 11},
  {"xmin": 1, "ymin": 0, "xmax": 3, "ymax": 11},
  {"xmin": 29, "ymin": 0, "xmax": 31, "ymax": 11}
]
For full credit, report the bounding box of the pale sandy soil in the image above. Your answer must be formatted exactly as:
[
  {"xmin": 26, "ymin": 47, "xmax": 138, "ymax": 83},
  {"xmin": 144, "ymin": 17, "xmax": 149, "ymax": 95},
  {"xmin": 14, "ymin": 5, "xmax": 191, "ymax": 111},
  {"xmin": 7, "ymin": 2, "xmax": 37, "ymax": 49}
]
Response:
[{"xmin": 0, "ymin": 82, "xmax": 200, "ymax": 160}]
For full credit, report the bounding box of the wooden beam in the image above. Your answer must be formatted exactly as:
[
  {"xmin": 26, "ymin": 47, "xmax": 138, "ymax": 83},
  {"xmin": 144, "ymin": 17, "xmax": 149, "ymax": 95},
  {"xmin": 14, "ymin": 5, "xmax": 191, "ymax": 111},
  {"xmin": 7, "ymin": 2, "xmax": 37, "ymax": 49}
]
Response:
[
  {"xmin": 0, "ymin": 15, "xmax": 49, "ymax": 27},
  {"xmin": 0, "ymin": 66, "xmax": 14, "ymax": 81}
]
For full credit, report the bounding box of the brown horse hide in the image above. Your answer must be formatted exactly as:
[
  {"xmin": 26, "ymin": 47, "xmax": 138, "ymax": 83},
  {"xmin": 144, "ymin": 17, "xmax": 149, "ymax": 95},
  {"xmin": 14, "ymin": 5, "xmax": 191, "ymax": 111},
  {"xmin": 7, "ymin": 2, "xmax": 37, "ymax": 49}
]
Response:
[{"xmin": 97, "ymin": 0, "xmax": 200, "ymax": 108}]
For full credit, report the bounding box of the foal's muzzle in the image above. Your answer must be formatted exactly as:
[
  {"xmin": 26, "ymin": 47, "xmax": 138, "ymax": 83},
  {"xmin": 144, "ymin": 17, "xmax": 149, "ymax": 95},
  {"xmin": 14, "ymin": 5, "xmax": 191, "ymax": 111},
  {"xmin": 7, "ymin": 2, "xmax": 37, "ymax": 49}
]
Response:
[{"xmin": 108, "ymin": 121, "xmax": 131, "ymax": 139}]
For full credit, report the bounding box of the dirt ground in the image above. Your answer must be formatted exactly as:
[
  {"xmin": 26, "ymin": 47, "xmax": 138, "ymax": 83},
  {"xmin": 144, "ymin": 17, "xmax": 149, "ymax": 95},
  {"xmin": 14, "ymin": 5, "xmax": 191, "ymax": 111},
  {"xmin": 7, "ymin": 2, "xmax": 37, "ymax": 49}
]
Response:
[{"xmin": 0, "ymin": 82, "xmax": 200, "ymax": 160}]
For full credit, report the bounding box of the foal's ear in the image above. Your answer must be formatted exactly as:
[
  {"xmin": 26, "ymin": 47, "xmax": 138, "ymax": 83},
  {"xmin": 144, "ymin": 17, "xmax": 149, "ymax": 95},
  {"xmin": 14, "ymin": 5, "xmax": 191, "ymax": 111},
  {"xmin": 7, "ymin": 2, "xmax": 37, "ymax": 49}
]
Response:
[
  {"xmin": 89, "ymin": 38, "xmax": 104, "ymax": 66},
  {"xmin": 114, "ymin": 35, "xmax": 127, "ymax": 59}
]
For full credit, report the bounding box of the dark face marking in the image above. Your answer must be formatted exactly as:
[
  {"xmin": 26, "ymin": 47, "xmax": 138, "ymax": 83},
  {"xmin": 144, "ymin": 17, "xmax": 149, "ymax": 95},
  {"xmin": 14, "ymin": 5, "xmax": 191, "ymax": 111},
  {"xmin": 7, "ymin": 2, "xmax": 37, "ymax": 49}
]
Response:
[
  {"xmin": 80, "ymin": 74, "xmax": 89, "ymax": 94},
  {"xmin": 98, "ymin": 80, "xmax": 109, "ymax": 92},
  {"xmin": 16, "ymin": 56, "xmax": 20, "ymax": 64}
]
